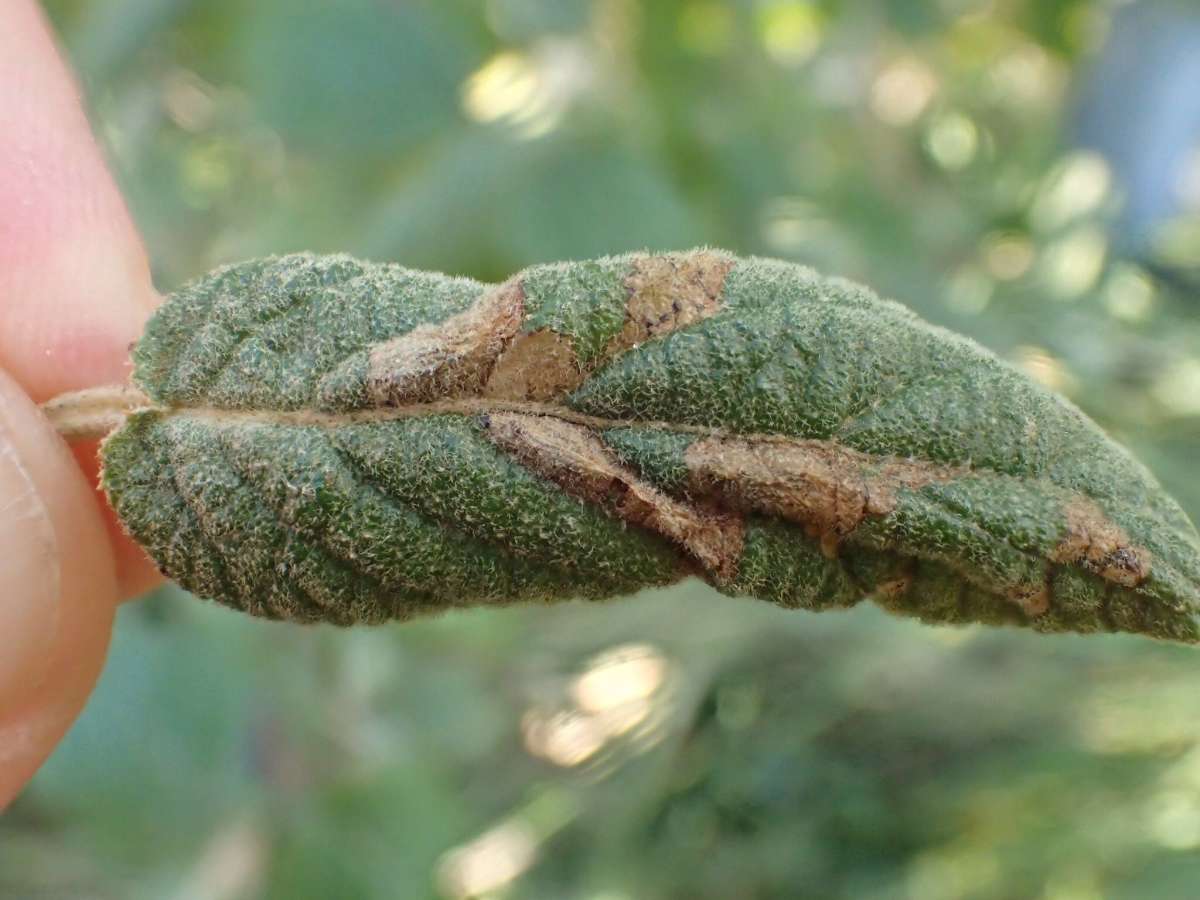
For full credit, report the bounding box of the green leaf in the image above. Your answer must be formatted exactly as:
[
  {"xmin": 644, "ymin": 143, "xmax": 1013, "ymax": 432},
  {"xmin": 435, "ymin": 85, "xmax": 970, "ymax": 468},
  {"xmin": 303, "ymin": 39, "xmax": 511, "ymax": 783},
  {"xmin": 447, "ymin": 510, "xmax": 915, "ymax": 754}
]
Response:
[{"xmin": 100, "ymin": 250, "xmax": 1200, "ymax": 641}]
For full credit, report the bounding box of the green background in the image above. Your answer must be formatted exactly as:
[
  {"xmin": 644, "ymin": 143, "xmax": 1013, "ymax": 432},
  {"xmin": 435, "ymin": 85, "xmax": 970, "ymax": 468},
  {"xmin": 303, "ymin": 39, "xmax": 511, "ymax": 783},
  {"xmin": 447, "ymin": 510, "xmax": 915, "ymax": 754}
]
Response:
[{"xmin": 6, "ymin": 1, "xmax": 1200, "ymax": 897}]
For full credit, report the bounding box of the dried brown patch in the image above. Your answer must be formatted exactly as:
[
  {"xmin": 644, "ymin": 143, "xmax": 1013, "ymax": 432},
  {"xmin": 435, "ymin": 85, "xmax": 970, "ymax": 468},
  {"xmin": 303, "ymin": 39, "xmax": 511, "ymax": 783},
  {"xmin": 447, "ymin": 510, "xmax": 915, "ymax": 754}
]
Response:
[
  {"xmin": 1008, "ymin": 583, "xmax": 1051, "ymax": 617},
  {"xmin": 606, "ymin": 251, "xmax": 734, "ymax": 357},
  {"xmin": 480, "ymin": 252, "xmax": 733, "ymax": 403},
  {"xmin": 482, "ymin": 329, "xmax": 585, "ymax": 402},
  {"xmin": 872, "ymin": 568, "xmax": 914, "ymax": 604},
  {"xmin": 685, "ymin": 436, "xmax": 957, "ymax": 555},
  {"xmin": 485, "ymin": 412, "xmax": 744, "ymax": 580},
  {"xmin": 364, "ymin": 280, "xmax": 524, "ymax": 405},
  {"xmin": 1052, "ymin": 498, "xmax": 1150, "ymax": 587}
]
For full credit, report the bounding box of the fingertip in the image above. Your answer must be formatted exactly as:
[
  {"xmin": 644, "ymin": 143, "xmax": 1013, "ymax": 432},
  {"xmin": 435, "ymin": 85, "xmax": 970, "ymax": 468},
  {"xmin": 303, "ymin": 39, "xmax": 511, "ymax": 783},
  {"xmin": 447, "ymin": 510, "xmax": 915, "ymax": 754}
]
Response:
[
  {"xmin": 0, "ymin": 0, "xmax": 162, "ymax": 597},
  {"xmin": 0, "ymin": 370, "xmax": 117, "ymax": 805},
  {"xmin": 0, "ymin": 0, "xmax": 158, "ymax": 400}
]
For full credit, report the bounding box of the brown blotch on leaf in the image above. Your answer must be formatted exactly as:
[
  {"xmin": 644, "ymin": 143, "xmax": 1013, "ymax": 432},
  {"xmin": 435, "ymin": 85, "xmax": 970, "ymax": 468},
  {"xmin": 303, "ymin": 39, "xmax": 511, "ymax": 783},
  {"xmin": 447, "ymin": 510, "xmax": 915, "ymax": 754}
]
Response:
[
  {"xmin": 607, "ymin": 251, "xmax": 734, "ymax": 357},
  {"xmin": 685, "ymin": 436, "xmax": 958, "ymax": 556},
  {"xmin": 365, "ymin": 280, "xmax": 525, "ymax": 405},
  {"xmin": 482, "ymin": 251, "xmax": 734, "ymax": 403},
  {"xmin": 1008, "ymin": 583, "xmax": 1051, "ymax": 617},
  {"xmin": 485, "ymin": 412, "xmax": 745, "ymax": 580},
  {"xmin": 1053, "ymin": 498, "xmax": 1150, "ymax": 587},
  {"xmin": 483, "ymin": 329, "xmax": 585, "ymax": 402},
  {"xmin": 872, "ymin": 567, "xmax": 915, "ymax": 604}
]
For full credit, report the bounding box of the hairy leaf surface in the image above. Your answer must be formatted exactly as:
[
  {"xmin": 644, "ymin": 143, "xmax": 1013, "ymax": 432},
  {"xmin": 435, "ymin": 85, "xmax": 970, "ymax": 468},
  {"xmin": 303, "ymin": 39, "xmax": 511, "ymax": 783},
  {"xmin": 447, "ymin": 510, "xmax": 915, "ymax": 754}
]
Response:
[{"xmin": 100, "ymin": 251, "xmax": 1200, "ymax": 640}]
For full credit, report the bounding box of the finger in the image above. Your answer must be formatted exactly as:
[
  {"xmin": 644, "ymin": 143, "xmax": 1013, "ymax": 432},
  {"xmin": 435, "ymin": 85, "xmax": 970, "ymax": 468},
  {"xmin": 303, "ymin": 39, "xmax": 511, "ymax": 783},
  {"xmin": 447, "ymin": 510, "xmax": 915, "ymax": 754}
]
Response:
[
  {"xmin": 0, "ymin": 370, "xmax": 116, "ymax": 807},
  {"xmin": 0, "ymin": 1, "xmax": 161, "ymax": 598},
  {"xmin": 0, "ymin": 0, "xmax": 156, "ymax": 396}
]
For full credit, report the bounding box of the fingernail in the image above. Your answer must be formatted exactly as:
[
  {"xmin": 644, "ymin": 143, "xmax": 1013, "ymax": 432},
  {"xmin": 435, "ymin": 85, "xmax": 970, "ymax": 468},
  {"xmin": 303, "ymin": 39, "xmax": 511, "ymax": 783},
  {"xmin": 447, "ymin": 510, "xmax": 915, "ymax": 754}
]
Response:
[{"xmin": 0, "ymin": 401, "xmax": 61, "ymax": 709}]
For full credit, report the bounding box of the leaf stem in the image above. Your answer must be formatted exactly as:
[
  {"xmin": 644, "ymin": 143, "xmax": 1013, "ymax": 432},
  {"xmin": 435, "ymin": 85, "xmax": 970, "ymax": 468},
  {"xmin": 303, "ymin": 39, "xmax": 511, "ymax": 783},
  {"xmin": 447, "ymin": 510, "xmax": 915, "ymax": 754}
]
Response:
[{"xmin": 41, "ymin": 385, "xmax": 152, "ymax": 440}]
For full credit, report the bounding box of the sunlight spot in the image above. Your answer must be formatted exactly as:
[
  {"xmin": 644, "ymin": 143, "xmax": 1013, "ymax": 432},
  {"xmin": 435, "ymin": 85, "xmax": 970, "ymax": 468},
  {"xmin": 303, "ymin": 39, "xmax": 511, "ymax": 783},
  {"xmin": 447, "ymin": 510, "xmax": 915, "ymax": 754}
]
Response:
[
  {"xmin": 1102, "ymin": 264, "xmax": 1155, "ymax": 322},
  {"xmin": 462, "ymin": 51, "xmax": 540, "ymax": 123},
  {"xmin": 925, "ymin": 112, "xmax": 979, "ymax": 170},
  {"xmin": 1040, "ymin": 227, "xmax": 1107, "ymax": 299},
  {"xmin": 437, "ymin": 821, "xmax": 539, "ymax": 900},
  {"xmin": 601, "ymin": 697, "xmax": 654, "ymax": 737},
  {"xmin": 756, "ymin": 1, "xmax": 823, "ymax": 66},
  {"xmin": 170, "ymin": 817, "xmax": 266, "ymax": 900},
  {"xmin": 986, "ymin": 43, "xmax": 1062, "ymax": 110},
  {"xmin": 1151, "ymin": 358, "xmax": 1200, "ymax": 418},
  {"xmin": 981, "ymin": 232, "xmax": 1034, "ymax": 281},
  {"xmin": 462, "ymin": 43, "xmax": 591, "ymax": 139},
  {"xmin": 522, "ymin": 709, "xmax": 607, "ymax": 767},
  {"xmin": 1030, "ymin": 152, "xmax": 1112, "ymax": 231},
  {"xmin": 572, "ymin": 643, "xmax": 667, "ymax": 713},
  {"xmin": 163, "ymin": 69, "xmax": 216, "ymax": 132},
  {"xmin": 1013, "ymin": 346, "xmax": 1074, "ymax": 393},
  {"xmin": 869, "ymin": 57, "xmax": 938, "ymax": 126},
  {"xmin": 1148, "ymin": 791, "xmax": 1200, "ymax": 850},
  {"xmin": 521, "ymin": 644, "xmax": 673, "ymax": 770}
]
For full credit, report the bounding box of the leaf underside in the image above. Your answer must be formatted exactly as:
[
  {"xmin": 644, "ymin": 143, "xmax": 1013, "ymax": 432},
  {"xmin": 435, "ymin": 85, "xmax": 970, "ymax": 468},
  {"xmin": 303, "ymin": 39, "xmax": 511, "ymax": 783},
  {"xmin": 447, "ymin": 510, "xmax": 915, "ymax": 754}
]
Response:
[{"xmin": 101, "ymin": 250, "xmax": 1200, "ymax": 641}]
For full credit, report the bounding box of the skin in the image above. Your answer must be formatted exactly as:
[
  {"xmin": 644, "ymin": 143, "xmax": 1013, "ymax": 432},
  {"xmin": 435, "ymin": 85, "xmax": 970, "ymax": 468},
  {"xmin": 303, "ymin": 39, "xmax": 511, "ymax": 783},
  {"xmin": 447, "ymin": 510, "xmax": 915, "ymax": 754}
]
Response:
[{"xmin": 0, "ymin": 1, "xmax": 160, "ymax": 806}]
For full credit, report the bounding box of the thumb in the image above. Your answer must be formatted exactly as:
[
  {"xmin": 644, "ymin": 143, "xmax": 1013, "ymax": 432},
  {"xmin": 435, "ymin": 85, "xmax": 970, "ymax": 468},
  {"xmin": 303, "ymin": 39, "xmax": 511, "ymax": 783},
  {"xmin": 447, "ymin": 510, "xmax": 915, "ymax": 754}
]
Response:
[{"xmin": 0, "ymin": 368, "xmax": 117, "ymax": 807}]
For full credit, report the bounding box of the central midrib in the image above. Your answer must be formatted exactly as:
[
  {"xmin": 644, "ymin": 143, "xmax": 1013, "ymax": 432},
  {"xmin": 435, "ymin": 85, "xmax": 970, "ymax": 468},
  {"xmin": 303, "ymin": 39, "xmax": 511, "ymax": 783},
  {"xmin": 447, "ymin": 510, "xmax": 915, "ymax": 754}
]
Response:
[{"xmin": 163, "ymin": 398, "xmax": 752, "ymax": 440}]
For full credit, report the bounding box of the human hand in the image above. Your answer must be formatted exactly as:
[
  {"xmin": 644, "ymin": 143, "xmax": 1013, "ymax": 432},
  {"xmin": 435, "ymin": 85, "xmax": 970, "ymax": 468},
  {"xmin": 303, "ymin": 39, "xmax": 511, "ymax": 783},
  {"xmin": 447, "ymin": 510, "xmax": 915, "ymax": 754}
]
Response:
[{"xmin": 0, "ymin": 0, "xmax": 162, "ymax": 805}]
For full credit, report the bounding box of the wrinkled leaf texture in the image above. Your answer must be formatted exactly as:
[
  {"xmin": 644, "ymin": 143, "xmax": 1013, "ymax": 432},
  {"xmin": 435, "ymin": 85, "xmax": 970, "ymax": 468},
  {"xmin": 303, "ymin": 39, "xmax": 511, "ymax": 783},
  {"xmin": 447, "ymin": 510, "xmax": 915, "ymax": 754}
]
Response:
[{"xmin": 101, "ymin": 251, "xmax": 1200, "ymax": 642}]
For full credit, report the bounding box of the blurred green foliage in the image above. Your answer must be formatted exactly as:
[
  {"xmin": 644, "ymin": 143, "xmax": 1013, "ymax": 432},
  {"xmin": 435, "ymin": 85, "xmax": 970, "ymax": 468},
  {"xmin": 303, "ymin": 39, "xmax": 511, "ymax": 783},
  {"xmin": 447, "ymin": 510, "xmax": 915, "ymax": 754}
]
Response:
[{"xmin": 5, "ymin": 0, "xmax": 1200, "ymax": 898}]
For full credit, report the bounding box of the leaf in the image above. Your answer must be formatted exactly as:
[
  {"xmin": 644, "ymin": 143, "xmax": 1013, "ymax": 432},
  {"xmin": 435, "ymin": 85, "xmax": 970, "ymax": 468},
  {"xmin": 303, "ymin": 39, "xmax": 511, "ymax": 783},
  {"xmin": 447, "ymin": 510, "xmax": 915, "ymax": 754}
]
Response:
[{"xmin": 99, "ymin": 250, "xmax": 1200, "ymax": 640}]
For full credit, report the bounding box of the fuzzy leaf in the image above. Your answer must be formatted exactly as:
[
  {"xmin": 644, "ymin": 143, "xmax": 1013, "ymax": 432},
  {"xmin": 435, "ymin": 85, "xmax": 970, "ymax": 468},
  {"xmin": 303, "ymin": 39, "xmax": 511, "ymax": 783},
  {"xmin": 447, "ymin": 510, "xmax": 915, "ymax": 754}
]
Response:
[{"xmin": 100, "ymin": 250, "xmax": 1200, "ymax": 640}]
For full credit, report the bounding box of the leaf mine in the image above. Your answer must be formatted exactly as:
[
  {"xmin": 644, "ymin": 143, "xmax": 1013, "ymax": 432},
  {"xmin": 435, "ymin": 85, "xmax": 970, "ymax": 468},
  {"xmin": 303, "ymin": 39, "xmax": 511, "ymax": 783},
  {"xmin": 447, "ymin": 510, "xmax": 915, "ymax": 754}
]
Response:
[
  {"xmin": 682, "ymin": 434, "xmax": 961, "ymax": 557},
  {"xmin": 482, "ymin": 328, "xmax": 583, "ymax": 401},
  {"xmin": 484, "ymin": 411, "xmax": 744, "ymax": 580},
  {"xmin": 1052, "ymin": 497, "xmax": 1149, "ymax": 588},
  {"xmin": 607, "ymin": 251, "xmax": 734, "ymax": 355},
  {"xmin": 482, "ymin": 248, "xmax": 734, "ymax": 402},
  {"xmin": 361, "ymin": 279, "xmax": 524, "ymax": 404}
]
